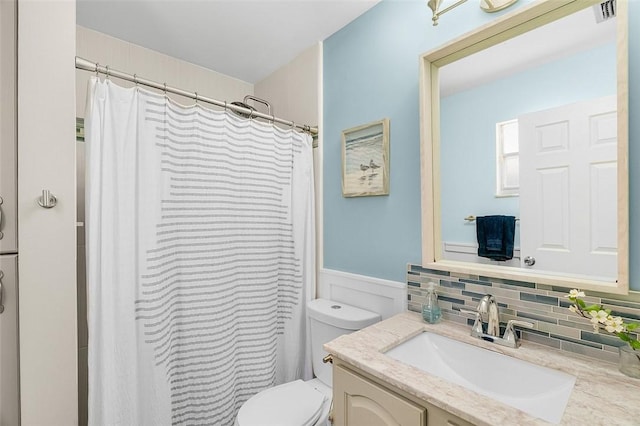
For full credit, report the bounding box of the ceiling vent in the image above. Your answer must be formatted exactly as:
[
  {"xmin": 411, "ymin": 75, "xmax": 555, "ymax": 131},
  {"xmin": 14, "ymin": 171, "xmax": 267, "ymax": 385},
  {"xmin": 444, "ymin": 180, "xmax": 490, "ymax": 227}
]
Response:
[{"xmin": 593, "ymin": 0, "xmax": 616, "ymax": 23}]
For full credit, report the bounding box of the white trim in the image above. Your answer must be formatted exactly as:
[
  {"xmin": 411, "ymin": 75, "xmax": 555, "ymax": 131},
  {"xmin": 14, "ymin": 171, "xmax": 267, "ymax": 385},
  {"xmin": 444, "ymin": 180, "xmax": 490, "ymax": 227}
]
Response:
[
  {"xmin": 316, "ymin": 41, "xmax": 324, "ymax": 278},
  {"xmin": 443, "ymin": 241, "xmax": 521, "ymax": 267},
  {"xmin": 495, "ymin": 118, "xmax": 520, "ymax": 197},
  {"xmin": 317, "ymin": 268, "xmax": 406, "ymax": 320}
]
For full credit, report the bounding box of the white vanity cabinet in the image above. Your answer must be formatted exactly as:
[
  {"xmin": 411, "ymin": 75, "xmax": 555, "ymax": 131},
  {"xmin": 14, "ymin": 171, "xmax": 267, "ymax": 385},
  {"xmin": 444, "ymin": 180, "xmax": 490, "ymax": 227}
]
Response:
[{"xmin": 333, "ymin": 361, "xmax": 474, "ymax": 426}]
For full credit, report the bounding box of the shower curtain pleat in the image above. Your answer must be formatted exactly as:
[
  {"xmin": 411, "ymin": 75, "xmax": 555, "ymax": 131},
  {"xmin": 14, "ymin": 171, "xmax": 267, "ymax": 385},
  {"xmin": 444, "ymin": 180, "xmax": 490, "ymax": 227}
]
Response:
[{"xmin": 85, "ymin": 78, "xmax": 315, "ymax": 426}]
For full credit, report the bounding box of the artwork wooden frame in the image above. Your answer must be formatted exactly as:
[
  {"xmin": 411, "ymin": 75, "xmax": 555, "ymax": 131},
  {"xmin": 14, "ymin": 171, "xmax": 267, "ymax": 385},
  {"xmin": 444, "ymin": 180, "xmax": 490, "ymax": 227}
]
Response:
[{"xmin": 341, "ymin": 118, "xmax": 390, "ymax": 197}]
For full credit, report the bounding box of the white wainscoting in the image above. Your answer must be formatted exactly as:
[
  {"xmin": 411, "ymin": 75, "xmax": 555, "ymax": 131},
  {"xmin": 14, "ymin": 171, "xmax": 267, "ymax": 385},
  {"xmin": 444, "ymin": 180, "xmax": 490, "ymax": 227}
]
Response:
[
  {"xmin": 442, "ymin": 242, "xmax": 521, "ymax": 268},
  {"xmin": 317, "ymin": 269, "xmax": 406, "ymax": 320}
]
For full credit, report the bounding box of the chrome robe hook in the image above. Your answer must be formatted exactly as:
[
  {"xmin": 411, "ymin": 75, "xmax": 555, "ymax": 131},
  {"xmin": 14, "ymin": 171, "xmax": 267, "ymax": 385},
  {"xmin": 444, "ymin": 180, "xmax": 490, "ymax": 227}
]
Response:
[{"xmin": 38, "ymin": 190, "xmax": 57, "ymax": 209}]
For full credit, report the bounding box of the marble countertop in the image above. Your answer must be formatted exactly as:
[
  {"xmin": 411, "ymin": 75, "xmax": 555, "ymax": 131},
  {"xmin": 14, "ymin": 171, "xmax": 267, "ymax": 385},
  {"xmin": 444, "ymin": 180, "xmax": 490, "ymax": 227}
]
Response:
[{"xmin": 324, "ymin": 311, "xmax": 640, "ymax": 425}]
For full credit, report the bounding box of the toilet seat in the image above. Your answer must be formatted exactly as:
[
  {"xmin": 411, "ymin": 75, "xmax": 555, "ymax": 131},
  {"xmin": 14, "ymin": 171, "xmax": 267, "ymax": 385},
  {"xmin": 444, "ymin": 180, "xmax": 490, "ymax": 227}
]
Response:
[{"xmin": 236, "ymin": 379, "xmax": 327, "ymax": 426}]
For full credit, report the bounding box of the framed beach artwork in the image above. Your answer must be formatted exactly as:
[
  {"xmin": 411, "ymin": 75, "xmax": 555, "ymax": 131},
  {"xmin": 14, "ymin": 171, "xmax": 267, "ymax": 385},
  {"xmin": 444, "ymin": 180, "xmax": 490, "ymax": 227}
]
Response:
[{"xmin": 341, "ymin": 118, "xmax": 390, "ymax": 197}]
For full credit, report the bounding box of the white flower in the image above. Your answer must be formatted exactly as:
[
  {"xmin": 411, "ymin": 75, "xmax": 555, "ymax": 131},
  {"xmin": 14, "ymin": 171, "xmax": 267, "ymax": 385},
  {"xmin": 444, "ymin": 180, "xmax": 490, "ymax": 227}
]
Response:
[
  {"xmin": 610, "ymin": 316, "xmax": 624, "ymax": 326},
  {"xmin": 589, "ymin": 310, "xmax": 609, "ymax": 325},
  {"xmin": 604, "ymin": 316, "xmax": 626, "ymax": 333},
  {"xmin": 566, "ymin": 289, "xmax": 640, "ymax": 349},
  {"xmin": 567, "ymin": 289, "xmax": 586, "ymax": 299},
  {"xmin": 604, "ymin": 324, "xmax": 624, "ymax": 333}
]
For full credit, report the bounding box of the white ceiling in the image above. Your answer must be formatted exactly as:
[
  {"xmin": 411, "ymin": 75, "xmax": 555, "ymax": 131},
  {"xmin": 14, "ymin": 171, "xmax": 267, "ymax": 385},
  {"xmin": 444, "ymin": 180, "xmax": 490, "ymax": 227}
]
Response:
[
  {"xmin": 440, "ymin": 5, "xmax": 616, "ymax": 96},
  {"xmin": 76, "ymin": 0, "xmax": 381, "ymax": 84}
]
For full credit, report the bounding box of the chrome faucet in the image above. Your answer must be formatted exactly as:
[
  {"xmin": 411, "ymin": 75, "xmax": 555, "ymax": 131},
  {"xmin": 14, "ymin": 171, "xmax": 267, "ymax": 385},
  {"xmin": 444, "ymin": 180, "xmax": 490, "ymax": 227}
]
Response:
[
  {"xmin": 477, "ymin": 294, "xmax": 500, "ymax": 336},
  {"xmin": 461, "ymin": 294, "xmax": 534, "ymax": 348}
]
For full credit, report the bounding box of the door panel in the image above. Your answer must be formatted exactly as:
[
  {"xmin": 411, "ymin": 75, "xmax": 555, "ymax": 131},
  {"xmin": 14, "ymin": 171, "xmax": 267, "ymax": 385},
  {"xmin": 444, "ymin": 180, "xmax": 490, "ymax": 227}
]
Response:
[
  {"xmin": 538, "ymin": 166, "xmax": 569, "ymax": 250},
  {"xmin": 0, "ymin": 0, "xmax": 17, "ymax": 254},
  {"xmin": 590, "ymin": 162, "xmax": 617, "ymax": 252},
  {"xmin": 0, "ymin": 255, "xmax": 19, "ymax": 426}
]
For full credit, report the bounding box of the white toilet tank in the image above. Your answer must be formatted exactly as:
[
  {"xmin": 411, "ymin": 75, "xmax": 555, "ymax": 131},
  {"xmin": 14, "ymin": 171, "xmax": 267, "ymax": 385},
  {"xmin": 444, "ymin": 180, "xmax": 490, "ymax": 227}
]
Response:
[{"xmin": 307, "ymin": 299, "xmax": 380, "ymax": 388}]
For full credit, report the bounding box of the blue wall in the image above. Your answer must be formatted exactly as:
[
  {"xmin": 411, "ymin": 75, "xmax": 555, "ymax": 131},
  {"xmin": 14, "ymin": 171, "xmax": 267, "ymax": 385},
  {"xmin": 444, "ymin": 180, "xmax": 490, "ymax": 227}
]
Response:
[
  {"xmin": 441, "ymin": 42, "xmax": 616, "ymax": 245},
  {"xmin": 323, "ymin": 0, "xmax": 640, "ymax": 291}
]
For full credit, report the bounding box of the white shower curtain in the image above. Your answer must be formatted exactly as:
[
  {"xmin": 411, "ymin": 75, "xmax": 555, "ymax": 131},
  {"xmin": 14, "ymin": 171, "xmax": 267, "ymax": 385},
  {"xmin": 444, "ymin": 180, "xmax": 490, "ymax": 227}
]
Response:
[{"xmin": 85, "ymin": 78, "xmax": 315, "ymax": 426}]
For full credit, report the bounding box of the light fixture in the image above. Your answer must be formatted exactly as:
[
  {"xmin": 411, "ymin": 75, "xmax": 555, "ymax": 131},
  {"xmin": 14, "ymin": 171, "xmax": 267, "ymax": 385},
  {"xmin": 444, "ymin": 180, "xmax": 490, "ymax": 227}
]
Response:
[
  {"xmin": 427, "ymin": 0, "xmax": 467, "ymax": 26},
  {"xmin": 428, "ymin": 0, "xmax": 519, "ymax": 26}
]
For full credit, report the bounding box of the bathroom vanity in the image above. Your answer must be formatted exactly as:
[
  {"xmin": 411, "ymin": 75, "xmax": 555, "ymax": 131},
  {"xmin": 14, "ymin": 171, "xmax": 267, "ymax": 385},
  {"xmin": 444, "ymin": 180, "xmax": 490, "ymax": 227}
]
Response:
[{"xmin": 325, "ymin": 312, "xmax": 640, "ymax": 425}]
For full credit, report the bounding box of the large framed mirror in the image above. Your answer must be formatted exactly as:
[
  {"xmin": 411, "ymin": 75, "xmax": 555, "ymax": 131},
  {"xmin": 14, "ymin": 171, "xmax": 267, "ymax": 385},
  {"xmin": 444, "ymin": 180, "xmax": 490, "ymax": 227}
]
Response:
[{"xmin": 419, "ymin": 0, "xmax": 628, "ymax": 294}]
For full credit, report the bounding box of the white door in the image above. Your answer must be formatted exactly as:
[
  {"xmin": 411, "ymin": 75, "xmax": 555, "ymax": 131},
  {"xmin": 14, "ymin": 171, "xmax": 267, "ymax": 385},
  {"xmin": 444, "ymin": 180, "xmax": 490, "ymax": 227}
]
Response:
[
  {"xmin": 519, "ymin": 96, "xmax": 617, "ymax": 279},
  {"xmin": 17, "ymin": 1, "xmax": 78, "ymax": 423}
]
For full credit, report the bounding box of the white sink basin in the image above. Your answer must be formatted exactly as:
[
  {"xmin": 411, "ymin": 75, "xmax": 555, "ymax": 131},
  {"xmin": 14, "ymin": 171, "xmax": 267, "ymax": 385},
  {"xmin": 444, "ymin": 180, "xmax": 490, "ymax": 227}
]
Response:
[{"xmin": 385, "ymin": 332, "xmax": 576, "ymax": 424}]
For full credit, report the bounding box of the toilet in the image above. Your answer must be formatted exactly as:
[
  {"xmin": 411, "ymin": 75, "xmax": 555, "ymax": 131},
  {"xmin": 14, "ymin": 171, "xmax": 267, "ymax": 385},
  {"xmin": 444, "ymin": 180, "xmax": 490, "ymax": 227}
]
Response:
[{"xmin": 235, "ymin": 298, "xmax": 380, "ymax": 426}]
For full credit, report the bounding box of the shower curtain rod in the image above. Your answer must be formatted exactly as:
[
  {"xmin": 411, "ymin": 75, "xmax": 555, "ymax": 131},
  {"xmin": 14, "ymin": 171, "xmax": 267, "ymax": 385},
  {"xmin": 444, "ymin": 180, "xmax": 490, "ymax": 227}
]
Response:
[{"xmin": 75, "ymin": 56, "xmax": 319, "ymax": 137}]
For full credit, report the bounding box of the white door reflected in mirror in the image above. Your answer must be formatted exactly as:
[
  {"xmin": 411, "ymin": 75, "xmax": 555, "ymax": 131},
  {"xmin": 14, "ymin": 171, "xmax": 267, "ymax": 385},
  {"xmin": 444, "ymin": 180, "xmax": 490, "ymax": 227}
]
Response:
[{"xmin": 519, "ymin": 95, "xmax": 617, "ymax": 280}]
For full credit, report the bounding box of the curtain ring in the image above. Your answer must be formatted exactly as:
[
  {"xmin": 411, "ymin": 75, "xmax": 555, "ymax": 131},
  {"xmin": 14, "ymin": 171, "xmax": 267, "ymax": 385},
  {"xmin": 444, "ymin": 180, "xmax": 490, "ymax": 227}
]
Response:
[
  {"xmin": 290, "ymin": 121, "xmax": 295, "ymax": 130},
  {"xmin": 163, "ymin": 82, "xmax": 167, "ymax": 94},
  {"xmin": 105, "ymin": 65, "xmax": 110, "ymax": 80},
  {"xmin": 95, "ymin": 62, "xmax": 99, "ymax": 77},
  {"xmin": 249, "ymin": 108, "xmax": 254, "ymax": 120},
  {"xmin": 133, "ymin": 73, "xmax": 138, "ymax": 87},
  {"xmin": 194, "ymin": 92, "xmax": 198, "ymax": 105},
  {"xmin": 224, "ymin": 101, "xmax": 228, "ymax": 112}
]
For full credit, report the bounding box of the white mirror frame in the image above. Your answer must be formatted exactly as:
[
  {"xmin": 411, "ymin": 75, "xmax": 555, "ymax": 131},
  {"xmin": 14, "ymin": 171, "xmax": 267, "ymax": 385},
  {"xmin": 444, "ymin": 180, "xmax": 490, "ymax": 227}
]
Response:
[{"xmin": 419, "ymin": 0, "xmax": 629, "ymax": 294}]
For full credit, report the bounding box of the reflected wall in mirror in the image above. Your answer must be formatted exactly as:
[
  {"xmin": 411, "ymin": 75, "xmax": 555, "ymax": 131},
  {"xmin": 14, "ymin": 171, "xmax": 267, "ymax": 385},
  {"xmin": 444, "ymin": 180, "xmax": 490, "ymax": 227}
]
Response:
[{"xmin": 419, "ymin": 0, "xmax": 628, "ymax": 294}]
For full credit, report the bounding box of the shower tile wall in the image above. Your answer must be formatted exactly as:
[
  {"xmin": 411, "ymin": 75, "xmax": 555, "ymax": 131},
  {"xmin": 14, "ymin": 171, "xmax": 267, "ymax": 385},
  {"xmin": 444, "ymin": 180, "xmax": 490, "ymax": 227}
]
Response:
[{"xmin": 407, "ymin": 264, "xmax": 640, "ymax": 364}]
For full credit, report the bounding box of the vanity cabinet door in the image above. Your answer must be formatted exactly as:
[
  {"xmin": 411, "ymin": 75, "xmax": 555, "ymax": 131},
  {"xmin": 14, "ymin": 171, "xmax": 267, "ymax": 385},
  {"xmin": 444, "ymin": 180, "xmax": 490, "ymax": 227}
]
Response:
[
  {"xmin": 425, "ymin": 404, "xmax": 474, "ymax": 426},
  {"xmin": 0, "ymin": 255, "xmax": 19, "ymax": 426},
  {"xmin": 333, "ymin": 363, "xmax": 476, "ymax": 426},
  {"xmin": 333, "ymin": 364, "xmax": 426, "ymax": 426},
  {"xmin": 0, "ymin": 0, "xmax": 17, "ymax": 254}
]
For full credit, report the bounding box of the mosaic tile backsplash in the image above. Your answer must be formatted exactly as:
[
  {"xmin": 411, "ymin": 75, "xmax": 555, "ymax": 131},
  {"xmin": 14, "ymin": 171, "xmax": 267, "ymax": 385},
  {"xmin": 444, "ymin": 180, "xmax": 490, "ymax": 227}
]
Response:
[{"xmin": 407, "ymin": 264, "xmax": 640, "ymax": 364}]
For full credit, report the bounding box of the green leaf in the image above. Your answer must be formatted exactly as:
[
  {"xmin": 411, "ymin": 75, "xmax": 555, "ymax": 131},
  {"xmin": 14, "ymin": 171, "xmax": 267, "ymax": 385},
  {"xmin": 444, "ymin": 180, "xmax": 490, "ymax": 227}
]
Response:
[
  {"xmin": 577, "ymin": 299, "xmax": 587, "ymax": 308},
  {"xmin": 618, "ymin": 333, "xmax": 631, "ymax": 342},
  {"xmin": 630, "ymin": 340, "xmax": 640, "ymax": 350},
  {"xmin": 626, "ymin": 323, "xmax": 639, "ymax": 331}
]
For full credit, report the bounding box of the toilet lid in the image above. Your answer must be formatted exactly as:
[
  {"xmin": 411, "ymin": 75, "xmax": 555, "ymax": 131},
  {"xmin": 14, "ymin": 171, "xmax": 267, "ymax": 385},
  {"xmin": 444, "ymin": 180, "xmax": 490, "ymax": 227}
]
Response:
[{"xmin": 236, "ymin": 380, "xmax": 327, "ymax": 426}]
